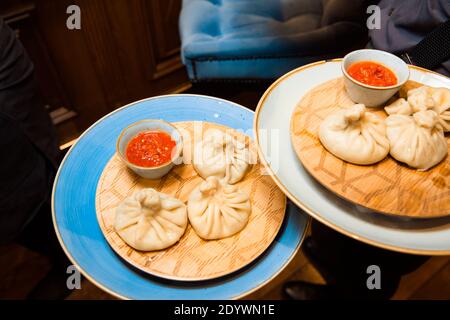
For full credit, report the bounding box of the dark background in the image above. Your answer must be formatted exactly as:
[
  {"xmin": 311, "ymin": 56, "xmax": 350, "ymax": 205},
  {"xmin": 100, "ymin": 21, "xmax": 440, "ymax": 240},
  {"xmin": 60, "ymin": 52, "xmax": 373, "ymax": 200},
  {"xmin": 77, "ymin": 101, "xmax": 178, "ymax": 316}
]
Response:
[{"xmin": 1, "ymin": 0, "xmax": 192, "ymax": 146}]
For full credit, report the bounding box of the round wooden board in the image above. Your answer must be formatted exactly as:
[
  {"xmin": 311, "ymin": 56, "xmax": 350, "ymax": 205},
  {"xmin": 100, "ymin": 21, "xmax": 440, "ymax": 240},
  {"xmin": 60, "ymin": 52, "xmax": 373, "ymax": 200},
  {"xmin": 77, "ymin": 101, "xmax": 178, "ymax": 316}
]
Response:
[
  {"xmin": 96, "ymin": 121, "xmax": 286, "ymax": 281},
  {"xmin": 290, "ymin": 78, "xmax": 450, "ymax": 219}
]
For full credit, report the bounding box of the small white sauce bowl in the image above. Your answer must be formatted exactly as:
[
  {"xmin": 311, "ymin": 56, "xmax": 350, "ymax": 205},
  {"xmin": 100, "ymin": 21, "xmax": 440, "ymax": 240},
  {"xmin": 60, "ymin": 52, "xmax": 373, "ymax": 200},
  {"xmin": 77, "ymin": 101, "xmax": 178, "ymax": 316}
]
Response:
[
  {"xmin": 116, "ymin": 120, "xmax": 183, "ymax": 179},
  {"xmin": 342, "ymin": 49, "xmax": 410, "ymax": 107}
]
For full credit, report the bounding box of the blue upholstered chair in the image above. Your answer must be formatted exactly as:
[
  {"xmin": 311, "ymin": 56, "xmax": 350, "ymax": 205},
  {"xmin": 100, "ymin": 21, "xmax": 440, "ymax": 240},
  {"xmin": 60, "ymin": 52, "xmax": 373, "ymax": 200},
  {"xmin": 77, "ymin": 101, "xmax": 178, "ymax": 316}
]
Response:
[{"xmin": 179, "ymin": 0, "xmax": 369, "ymax": 81}]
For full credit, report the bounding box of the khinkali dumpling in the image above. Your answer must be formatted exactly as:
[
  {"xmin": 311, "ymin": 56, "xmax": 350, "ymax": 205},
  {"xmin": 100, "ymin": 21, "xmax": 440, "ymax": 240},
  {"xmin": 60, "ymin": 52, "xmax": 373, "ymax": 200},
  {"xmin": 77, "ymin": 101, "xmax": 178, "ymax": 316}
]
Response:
[
  {"xmin": 385, "ymin": 110, "xmax": 448, "ymax": 170},
  {"xmin": 404, "ymin": 86, "xmax": 450, "ymax": 132},
  {"xmin": 193, "ymin": 130, "xmax": 252, "ymax": 184},
  {"xmin": 385, "ymin": 98, "xmax": 413, "ymax": 115},
  {"xmin": 407, "ymin": 86, "xmax": 435, "ymax": 112},
  {"xmin": 430, "ymin": 87, "xmax": 450, "ymax": 132},
  {"xmin": 187, "ymin": 176, "xmax": 251, "ymax": 240},
  {"xmin": 319, "ymin": 104, "xmax": 390, "ymax": 165},
  {"xmin": 115, "ymin": 189, "xmax": 187, "ymax": 251}
]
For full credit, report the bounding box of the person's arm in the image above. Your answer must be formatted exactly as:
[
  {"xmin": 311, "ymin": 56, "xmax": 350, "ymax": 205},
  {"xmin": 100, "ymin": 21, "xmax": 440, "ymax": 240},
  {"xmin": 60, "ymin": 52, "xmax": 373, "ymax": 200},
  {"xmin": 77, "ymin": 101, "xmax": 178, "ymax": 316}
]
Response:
[
  {"xmin": 0, "ymin": 113, "xmax": 54, "ymax": 244},
  {"xmin": 0, "ymin": 18, "xmax": 60, "ymax": 167},
  {"xmin": 0, "ymin": 18, "xmax": 59, "ymax": 243}
]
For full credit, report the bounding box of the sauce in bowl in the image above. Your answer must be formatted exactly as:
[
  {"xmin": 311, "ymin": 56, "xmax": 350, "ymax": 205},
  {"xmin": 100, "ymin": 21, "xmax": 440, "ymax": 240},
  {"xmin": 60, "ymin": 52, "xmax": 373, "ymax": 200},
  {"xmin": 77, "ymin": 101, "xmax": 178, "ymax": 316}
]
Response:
[
  {"xmin": 126, "ymin": 131, "xmax": 176, "ymax": 167},
  {"xmin": 348, "ymin": 61, "xmax": 397, "ymax": 87}
]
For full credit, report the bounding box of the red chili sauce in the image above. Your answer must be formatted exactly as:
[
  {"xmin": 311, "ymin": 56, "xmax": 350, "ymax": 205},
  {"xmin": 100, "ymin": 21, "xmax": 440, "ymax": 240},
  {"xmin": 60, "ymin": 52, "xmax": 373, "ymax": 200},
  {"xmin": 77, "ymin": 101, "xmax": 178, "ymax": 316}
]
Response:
[
  {"xmin": 126, "ymin": 131, "xmax": 176, "ymax": 167},
  {"xmin": 348, "ymin": 61, "xmax": 397, "ymax": 87}
]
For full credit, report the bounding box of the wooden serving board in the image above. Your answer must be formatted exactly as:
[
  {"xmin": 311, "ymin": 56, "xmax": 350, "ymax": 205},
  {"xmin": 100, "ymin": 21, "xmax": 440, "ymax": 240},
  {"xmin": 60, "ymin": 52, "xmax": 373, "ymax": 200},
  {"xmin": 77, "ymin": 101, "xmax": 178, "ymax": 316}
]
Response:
[
  {"xmin": 290, "ymin": 78, "xmax": 450, "ymax": 218},
  {"xmin": 96, "ymin": 121, "xmax": 286, "ymax": 281}
]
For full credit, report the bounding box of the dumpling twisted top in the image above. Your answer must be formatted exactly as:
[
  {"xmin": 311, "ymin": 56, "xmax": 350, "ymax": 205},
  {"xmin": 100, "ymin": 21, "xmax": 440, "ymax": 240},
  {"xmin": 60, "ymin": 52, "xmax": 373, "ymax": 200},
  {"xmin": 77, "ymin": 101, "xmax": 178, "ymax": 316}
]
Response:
[
  {"xmin": 193, "ymin": 130, "xmax": 252, "ymax": 184},
  {"xmin": 386, "ymin": 86, "xmax": 450, "ymax": 132},
  {"xmin": 319, "ymin": 104, "xmax": 390, "ymax": 165},
  {"xmin": 385, "ymin": 110, "xmax": 447, "ymax": 170},
  {"xmin": 114, "ymin": 189, "xmax": 187, "ymax": 251}
]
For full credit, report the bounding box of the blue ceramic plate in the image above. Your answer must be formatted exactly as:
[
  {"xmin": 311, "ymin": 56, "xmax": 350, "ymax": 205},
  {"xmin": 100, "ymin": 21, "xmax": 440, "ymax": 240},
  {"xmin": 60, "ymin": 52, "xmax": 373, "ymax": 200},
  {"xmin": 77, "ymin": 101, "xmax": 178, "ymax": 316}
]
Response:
[{"xmin": 52, "ymin": 94, "xmax": 309, "ymax": 300}]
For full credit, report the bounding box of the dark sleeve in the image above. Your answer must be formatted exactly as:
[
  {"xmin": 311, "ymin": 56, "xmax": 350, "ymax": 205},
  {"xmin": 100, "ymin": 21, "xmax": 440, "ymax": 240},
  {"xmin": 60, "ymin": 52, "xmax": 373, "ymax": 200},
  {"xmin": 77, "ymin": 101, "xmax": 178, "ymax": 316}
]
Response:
[
  {"xmin": 368, "ymin": 0, "xmax": 450, "ymax": 76},
  {"xmin": 0, "ymin": 113, "xmax": 53, "ymax": 244},
  {"xmin": 0, "ymin": 18, "xmax": 60, "ymax": 168},
  {"xmin": 0, "ymin": 18, "xmax": 59, "ymax": 243}
]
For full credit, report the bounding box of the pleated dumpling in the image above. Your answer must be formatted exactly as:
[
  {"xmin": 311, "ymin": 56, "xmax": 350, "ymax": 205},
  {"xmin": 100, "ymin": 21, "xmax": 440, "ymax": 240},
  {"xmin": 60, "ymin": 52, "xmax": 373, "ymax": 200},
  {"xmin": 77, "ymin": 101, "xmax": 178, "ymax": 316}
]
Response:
[
  {"xmin": 430, "ymin": 87, "xmax": 450, "ymax": 132},
  {"xmin": 385, "ymin": 110, "xmax": 448, "ymax": 170},
  {"xmin": 115, "ymin": 189, "xmax": 187, "ymax": 251},
  {"xmin": 405, "ymin": 86, "xmax": 450, "ymax": 132},
  {"xmin": 319, "ymin": 104, "xmax": 390, "ymax": 165},
  {"xmin": 407, "ymin": 86, "xmax": 435, "ymax": 112},
  {"xmin": 187, "ymin": 176, "xmax": 251, "ymax": 240},
  {"xmin": 385, "ymin": 98, "xmax": 413, "ymax": 115},
  {"xmin": 193, "ymin": 130, "xmax": 252, "ymax": 184}
]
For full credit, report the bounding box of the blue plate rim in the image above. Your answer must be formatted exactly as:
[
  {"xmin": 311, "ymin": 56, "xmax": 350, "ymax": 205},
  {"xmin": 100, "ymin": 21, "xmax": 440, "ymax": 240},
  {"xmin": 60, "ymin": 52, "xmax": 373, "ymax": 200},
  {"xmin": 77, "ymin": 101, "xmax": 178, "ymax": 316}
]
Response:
[{"xmin": 51, "ymin": 93, "xmax": 310, "ymax": 299}]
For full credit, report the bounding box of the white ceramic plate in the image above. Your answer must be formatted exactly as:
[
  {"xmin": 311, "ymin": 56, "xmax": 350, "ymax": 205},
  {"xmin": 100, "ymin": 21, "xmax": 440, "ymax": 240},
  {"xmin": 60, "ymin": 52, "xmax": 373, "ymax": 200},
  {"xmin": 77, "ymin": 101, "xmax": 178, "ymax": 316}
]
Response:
[{"xmin": 255, "ymin": 59, "xmax": 450, "ymax": 255}]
